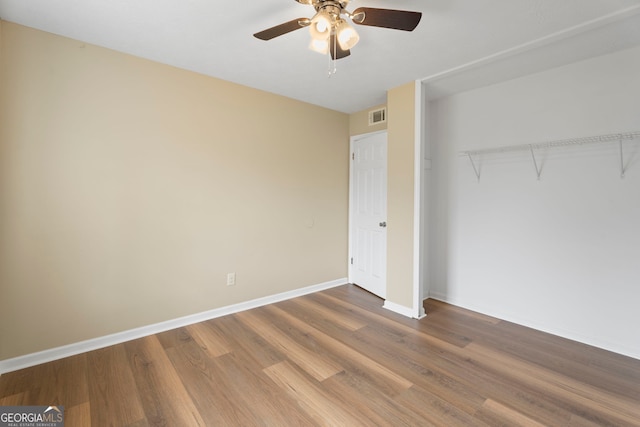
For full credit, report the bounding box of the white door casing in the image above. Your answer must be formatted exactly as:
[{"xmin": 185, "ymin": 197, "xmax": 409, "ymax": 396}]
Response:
[{"xmin": 349, "ymin": 131, "xmax": 388, "ymax": 298}]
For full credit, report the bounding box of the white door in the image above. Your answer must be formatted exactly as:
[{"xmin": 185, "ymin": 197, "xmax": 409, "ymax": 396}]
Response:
[{"xmin": 349, "ymin": 132, "xmax": 387, "ymax": 298}]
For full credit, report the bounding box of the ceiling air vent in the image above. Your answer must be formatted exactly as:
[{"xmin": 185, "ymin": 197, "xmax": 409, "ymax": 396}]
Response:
[{"xmin": 368, "ymin": 107, "xmax": 386, "ymax": 125}]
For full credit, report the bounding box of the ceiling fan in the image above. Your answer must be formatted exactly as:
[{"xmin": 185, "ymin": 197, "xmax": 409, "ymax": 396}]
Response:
[{"xmin": 253, "ymin": 0, "xmax": 422, "ymax": 60}]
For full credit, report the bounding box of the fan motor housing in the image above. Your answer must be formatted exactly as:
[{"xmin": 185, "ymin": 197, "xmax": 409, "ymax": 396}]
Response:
[{"xmin": 308, "ymin": 0, "xmax": 350, "ymax": 8}]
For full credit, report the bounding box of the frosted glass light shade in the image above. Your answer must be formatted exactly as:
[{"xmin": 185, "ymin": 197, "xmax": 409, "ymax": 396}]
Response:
[
  {"xmin": 336, "ymin": 20, "xmax": 359, "ymax": 50},
  {"xmin": 309, "ymin": 38, "xmax": 329, "ymax": 54},
  {"xmin": 309, "ymin": 11, "xmax": 332, "ymax": 40}
]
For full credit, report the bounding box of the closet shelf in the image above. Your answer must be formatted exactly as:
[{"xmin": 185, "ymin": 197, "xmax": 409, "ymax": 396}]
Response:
[{"xmin": 459, "ymin": 131, "xmax": 640, "ymax": 181}]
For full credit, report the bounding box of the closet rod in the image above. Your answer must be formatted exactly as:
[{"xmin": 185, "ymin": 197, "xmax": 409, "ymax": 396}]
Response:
[
  {"xmin": 459, "ymin": 131, "xmax": 640, "ymax": 156},
  {"xmin": 459, "ymin": 131, "xmax": 640, "ymax": 181}
]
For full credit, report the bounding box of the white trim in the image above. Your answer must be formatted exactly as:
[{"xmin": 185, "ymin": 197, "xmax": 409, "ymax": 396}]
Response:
[
  {"xmin": 0, "ymin": 278, "xmax": 347, "ymax": 374},
  {"xmin": 348, "ymin": 135, "xmax": 356, "ymax": 284},
  {"xmin": 350, "ymin": 130, "xmax": 387, "ymax": 141},
  {"xmin": 427, "ymin": 293, "xmax": 640, "ymax": 361},
  {"xmin": 412, "ymin": 80, "xmax": 426, "ymax": 319},
  {"xmin": 383, "ymin": 300, "xmax": 418, "ymax": 318}
]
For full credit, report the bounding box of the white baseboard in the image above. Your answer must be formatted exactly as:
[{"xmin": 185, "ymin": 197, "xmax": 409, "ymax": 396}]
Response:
[
  {"xmin": 425, "ymin": 293, "xmax": 640, "ymax": 361},
  {"xmin": 0, "ymin": 278, "xmax": 347, "ymax": 374},
  {"xmin": 383, "ymin": 300, "xmax": 416, "ymax": 318}
]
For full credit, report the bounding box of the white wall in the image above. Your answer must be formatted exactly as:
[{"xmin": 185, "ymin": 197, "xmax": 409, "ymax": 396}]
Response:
[{"xmin": 429, "ymin": 45, "xmax": 640, "ymax": 359}]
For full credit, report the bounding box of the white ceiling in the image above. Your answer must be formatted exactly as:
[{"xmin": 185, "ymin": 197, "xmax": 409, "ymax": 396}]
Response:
[{"xmin": 1, "ymin": 0, "xmax": 640, "ymax": 113}]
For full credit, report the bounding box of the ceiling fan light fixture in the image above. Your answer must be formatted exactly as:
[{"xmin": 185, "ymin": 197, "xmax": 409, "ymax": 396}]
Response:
[
  {"xmin": 336, "ymin": 19, "xmax": 359, "ymax": 50},
  {"xmin": 309, "ymin": 38, "xmax": 329, "ymax": 54},
  {"xmin": 254, "ymin": 3, "xmax": 422, "ymax": 70},
  {"xmin": 309, "ymin": 11, "xmax": 332, "ymax": 40}
]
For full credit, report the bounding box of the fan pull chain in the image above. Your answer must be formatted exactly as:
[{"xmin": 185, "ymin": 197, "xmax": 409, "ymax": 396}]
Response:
[
  {"xmin": 328, "ymin": 32, "xmax": 337, "ymax": 77},
  {"xmin": 328, "ymin": 55, "xmax": 337, "ymax": 77}
]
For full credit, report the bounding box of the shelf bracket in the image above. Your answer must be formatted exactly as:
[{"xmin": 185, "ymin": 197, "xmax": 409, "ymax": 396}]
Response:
[
  {"xmin": 529, "ymin": 145, "xmax": 542, "ymax": 180},
  {"xmin": 467, "ymin": 153, "xmax": 481, "ymax": 182},
  {"xmin": 619, "ymin": 138, "xmax": 626, "ymax": 179}
]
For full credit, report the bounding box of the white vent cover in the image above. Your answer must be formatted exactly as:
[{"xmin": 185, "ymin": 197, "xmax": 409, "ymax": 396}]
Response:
[{"xmin": 368, "ymin": 107, "xmax": 386, "ymax": 125}]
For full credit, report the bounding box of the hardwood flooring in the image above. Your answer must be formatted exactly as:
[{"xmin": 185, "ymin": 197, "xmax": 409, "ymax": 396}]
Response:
[{"xmin": 1, "ymin": 284, "xmax": 639, "ymax": 426}]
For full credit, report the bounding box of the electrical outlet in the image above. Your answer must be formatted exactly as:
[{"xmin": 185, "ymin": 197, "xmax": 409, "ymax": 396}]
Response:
[{"xmin": 226, "ymin": 272, "xmax": 236, "ymax": 286}]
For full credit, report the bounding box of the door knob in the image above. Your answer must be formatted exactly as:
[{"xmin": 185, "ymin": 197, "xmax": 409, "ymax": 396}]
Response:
[{"xmin": 379, "ymin": 221, "xmax": 387, "ymax": 227}]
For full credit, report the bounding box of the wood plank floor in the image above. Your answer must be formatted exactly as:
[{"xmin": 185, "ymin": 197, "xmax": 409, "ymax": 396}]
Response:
[{"xmin": 1, "ymin": 284, "xmax": 639, "ymax": 426}]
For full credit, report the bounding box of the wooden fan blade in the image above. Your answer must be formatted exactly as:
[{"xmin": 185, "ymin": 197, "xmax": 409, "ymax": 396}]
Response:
[
  {"xmin": 330, "ymin": 34, "xmax": 351, "ymax": 60},
  {"xmin": 352, "ymin": 7, "xmax": 422, "ymax": 31},
  {"xmin": 254, "ymin": 18, "xmax": 310, "ymax": 40}
]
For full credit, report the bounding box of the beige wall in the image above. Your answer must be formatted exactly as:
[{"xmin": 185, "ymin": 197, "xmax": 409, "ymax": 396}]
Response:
[
  {"xmin": 385, "ymin": 82, "xmax": 416, "ymax": 309},
  {"xmin": 0, "ymin": 22, "xmax": 349, "ymax": 360},
  {"xmin": 349, "ymin": 104, "xmax": 387, "ymax": 136}
]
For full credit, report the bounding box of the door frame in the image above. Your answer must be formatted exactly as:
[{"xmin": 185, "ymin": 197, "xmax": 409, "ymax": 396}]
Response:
[{"xmin": 348, "ymin": 130, "xmax": 388, "ymax": 297}]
